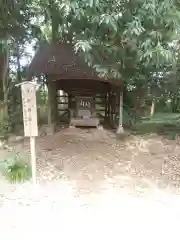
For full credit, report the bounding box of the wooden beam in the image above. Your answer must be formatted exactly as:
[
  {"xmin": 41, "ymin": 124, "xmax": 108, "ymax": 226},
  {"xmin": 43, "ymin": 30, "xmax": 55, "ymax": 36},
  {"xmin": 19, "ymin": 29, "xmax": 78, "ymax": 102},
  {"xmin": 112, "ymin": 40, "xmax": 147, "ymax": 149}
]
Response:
[{"xmin": 107, "ymin": 92, "xmax": 110, "ymax": 121}]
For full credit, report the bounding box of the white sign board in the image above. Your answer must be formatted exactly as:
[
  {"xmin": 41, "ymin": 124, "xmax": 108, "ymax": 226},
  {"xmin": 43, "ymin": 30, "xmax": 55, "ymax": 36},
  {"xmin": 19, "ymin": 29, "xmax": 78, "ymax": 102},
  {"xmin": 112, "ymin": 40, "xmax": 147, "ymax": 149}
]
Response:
[{"xmin": 21, "ymin": 82, "xmax": 38, "ymax": 137}]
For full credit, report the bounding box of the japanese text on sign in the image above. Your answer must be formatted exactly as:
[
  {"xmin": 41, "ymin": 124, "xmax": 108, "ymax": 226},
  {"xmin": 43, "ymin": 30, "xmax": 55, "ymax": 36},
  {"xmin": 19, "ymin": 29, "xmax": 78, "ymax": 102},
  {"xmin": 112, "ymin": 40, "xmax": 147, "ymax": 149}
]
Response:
[{"xmin": 21, "ymin": 83, "xmax": 38, "ymax": 137}]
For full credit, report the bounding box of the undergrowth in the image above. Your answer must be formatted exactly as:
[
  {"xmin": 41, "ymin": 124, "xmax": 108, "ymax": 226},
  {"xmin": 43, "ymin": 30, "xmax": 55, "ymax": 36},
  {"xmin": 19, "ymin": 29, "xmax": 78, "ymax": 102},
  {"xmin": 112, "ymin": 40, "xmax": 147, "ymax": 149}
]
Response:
[
  {"xmin": 131, "ymin": 113, "xmax": 180, "ymax": 140},
  {"xmin": 0, "ymin": 118, "xmax": 12, "ymax": 140},
  {"xmin": 0, "ymin": 153, "xmax": 31, "ymax": 182}
]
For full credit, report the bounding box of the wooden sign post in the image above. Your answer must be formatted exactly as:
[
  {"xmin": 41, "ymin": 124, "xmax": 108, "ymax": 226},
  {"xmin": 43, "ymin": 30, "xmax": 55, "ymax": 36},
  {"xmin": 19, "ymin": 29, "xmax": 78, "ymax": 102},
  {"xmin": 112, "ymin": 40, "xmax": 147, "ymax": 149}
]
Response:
[{"xmin": 19, "ymin": 82, "xmax": 38, "ymax": 185}]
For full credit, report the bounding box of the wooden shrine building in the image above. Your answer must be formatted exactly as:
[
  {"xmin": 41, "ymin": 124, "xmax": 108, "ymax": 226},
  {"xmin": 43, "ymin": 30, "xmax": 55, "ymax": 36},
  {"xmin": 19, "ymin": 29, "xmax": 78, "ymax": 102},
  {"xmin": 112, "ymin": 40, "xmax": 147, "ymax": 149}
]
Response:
[{"xmin": 27, "ymin": 43, "xmax": 124, "ymax": 133}]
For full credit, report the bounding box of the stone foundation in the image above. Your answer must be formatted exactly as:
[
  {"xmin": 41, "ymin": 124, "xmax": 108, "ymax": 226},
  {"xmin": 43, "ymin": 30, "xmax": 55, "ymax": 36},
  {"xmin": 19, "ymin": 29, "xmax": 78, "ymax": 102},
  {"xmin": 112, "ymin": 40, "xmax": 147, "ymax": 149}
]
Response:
[
  {"xmin": 39, "ymin": 124, "xmax": 56, "ymax": 136},
  {"xmin": 116, "ymin": 125, "xmax": 124, "ymax": 134}
]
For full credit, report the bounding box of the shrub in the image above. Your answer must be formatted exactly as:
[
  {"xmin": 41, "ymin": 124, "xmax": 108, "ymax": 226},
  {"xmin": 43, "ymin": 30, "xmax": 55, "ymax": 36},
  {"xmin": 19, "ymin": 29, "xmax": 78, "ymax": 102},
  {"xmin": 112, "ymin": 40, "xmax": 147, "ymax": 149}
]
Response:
[
  {"xmin": 0, "ymin": 153, "xmax": 31, "ymax": 182},
  {"xmin": 0, "ymin": 118, "xmax": 12, "ymax": 140}
]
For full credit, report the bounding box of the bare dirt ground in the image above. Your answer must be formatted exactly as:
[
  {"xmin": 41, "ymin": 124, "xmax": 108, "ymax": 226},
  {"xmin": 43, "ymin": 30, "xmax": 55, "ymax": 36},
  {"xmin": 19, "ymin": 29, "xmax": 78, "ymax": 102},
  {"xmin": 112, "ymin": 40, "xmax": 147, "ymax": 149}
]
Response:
[{"xmin": 1, "ymin": 127, "xmax": 180, "ymax": 239}]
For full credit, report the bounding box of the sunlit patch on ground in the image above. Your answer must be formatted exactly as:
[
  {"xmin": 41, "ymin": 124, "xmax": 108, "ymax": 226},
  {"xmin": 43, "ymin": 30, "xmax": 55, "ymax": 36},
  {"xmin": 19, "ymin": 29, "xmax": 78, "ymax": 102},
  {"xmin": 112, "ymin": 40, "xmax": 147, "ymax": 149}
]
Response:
[
  {"xmin": 1, "ymin": 128, "xmax": 180, "ymax": 239},
  {"xmin": 0, "ymin": 180, "xmax": 180, "ymax": 240}
]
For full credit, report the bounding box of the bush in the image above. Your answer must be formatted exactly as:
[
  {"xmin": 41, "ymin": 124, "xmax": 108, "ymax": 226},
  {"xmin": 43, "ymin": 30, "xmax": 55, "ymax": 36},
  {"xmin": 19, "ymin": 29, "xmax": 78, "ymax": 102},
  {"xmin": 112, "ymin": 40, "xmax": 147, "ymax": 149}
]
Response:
[
  {"xmin": 0, "ymin": 118, "xmax": 12, "ymax": 140},
  {"xmin": 0, "ymin": 153, "xmax": 31, "ymax": 182}
]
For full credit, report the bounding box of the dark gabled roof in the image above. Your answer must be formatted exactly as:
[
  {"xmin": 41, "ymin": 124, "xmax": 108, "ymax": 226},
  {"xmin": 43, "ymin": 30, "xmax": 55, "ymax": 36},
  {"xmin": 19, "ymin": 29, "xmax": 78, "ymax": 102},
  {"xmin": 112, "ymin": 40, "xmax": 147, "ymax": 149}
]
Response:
[{"xmin": 27, "ymin": 43, "xmax": 122, "ymax": 87}]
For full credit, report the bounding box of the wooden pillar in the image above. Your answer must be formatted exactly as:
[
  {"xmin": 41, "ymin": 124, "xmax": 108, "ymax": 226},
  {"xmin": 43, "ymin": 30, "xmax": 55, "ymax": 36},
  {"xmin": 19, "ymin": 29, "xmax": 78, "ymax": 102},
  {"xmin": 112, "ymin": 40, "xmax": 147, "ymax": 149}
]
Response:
[
  {"xmin": 68, "ymin": 94, "xmax": 72, "ymax": 121},
  {"xmin": 115, "ymin": 92, "xmax": 118, "ymax": 128},
  {"xmin": 112, "ymin": 93, "xmax": 116, "ymax": 126},
  {"xmin": 54, "ymin": 85, "xmax": 58, "ymax": 123},
  {"xmin": 92, "ymin": 95, "xmax": 96, "ymax": 115},
  {"xmin": 68, "ymin": 93, "xmax": 74, "ymax": 110},
  {"xmin": 105, "ymin": 92, "xmax": 108, "ymax": 118},
  {"xmin": 108, "ymin": 92, "xmax": 111, "ymax": 124},
  {"xmin": 109, "ymin": 91, "xmax": 112, "ymax": 124},
  {"xmin": 107, "ymin": 92, "xmax": 110, "ymax": 121},
  {"xmin": 116, "ymin": 90, "xmax": 124, "ymax": 134},
  {"xmin": 110, "ymin": 92, "xmax": 114, "ymax": 126},
  {"xmin": 47, "ymin": 78, "xmax": 57, "ymax": 130}
]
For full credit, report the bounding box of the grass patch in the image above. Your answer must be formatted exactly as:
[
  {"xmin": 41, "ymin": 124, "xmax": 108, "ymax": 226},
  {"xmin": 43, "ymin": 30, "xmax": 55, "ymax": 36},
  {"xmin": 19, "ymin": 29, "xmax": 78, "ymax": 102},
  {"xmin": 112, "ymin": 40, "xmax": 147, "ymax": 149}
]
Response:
[
  {"xmin": 0, "ymin": 153, "xmax": 31, "ymax": 182},
  {"xmin": 131, "ymin": 113, "xmax": 180, "ymax": 140}
]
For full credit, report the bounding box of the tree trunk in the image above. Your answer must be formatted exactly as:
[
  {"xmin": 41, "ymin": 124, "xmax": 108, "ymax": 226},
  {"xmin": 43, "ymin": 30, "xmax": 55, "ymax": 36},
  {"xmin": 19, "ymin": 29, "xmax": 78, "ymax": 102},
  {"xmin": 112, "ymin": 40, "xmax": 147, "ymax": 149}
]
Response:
[
  {"xmin": 172, "ymin": 94, "xmax": 178, "ymax": 113},
  {"xmin": 16, "ymin": 42, "xmax": 22, "ymax": 118},
  {"xmin": 16, "ymin": 43, "xmax": 21, "ymax": 83},
  {"xmin": 45, "ymin": 0, "xmax": 59, "ymax": 130},
  {"xmin": 2, "ymin": 47, "xmax": 9, "ymax": 120}
]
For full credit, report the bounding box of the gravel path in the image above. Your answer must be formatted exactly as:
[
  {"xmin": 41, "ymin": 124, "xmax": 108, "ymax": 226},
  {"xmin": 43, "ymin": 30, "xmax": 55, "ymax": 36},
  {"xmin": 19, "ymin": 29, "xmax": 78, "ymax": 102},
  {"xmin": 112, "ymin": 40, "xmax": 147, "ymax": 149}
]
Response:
[{"xmin": 1, "ymin": 127, "xmax": 180, "ymax": 239}]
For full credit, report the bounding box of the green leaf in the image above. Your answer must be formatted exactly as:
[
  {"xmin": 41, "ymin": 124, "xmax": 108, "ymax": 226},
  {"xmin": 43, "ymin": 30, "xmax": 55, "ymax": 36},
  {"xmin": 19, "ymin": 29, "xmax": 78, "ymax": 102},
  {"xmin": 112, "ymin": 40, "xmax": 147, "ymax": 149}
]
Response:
[{"xmin": 75, "ymin": 40, "xmax": 92, "ymax": 53}]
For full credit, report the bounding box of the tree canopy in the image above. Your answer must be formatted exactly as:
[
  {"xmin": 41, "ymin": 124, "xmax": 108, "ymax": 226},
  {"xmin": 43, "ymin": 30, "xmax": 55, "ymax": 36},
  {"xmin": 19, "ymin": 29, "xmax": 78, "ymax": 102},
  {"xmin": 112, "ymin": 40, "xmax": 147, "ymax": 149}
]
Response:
[{"xmin": 27, "ymin": 0, "xmax": 180, "ymax": 81}]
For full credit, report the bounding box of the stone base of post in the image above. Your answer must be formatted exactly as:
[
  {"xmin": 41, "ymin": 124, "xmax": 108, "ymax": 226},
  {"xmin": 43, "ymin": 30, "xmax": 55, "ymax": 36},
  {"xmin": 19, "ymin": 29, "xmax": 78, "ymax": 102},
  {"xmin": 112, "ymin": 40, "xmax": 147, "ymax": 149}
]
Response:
[{"xmin": 116, "ymin": 125, "xmax": 124, "ymax": 134}]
